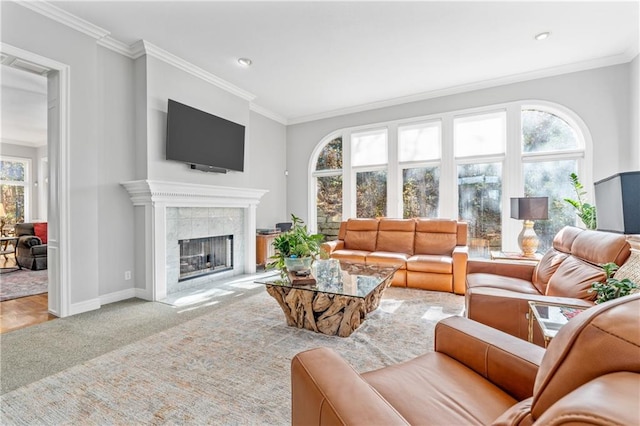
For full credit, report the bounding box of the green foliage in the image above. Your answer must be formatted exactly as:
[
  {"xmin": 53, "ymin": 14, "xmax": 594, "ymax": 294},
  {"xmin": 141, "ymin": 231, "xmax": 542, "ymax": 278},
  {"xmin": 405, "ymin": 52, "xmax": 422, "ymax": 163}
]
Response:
[
  {"xmin": 564, "ymin": 173, "xmax": 597, "ymax": 230},
  {"xmin": 590, "ymin": 262, "xmax": 638, "ymax": 304},
  {"xmin": 267, "ymin": 214, "xmax": 324, "ymax": 273}
]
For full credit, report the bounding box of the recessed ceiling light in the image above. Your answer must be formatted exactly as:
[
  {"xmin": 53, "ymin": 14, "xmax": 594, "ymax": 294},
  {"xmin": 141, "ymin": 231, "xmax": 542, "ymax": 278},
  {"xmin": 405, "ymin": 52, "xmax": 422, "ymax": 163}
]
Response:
[
  {"xmin": 534, "ymin": 32, "xmax": 551, "ymax": 41},
  {"xmin": 237, "ymin": 57, "xmax": 252, "ymax": 67}
]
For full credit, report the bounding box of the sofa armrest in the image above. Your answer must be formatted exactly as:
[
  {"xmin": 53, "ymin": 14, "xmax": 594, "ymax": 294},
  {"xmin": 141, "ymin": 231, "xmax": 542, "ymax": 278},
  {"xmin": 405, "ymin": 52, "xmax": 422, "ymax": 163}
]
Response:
[
  {"xmin": 320, "ymin": 240, "xmax": 344, "ymax": 256},
  {"xmin": 452, "ymin": 246, "xmax": 469, "ymax": 295},
  {"xmin": 17, "ymin": 235, "xmax": 42, "ymax": 249},
  {"xmin": 435, "ymin": 316, "xmax": 544, "ymax": 401},
  {"xmin": 467, "ymin": 259, "xmax": 536, "ymax": 281},
  {"xmin": 291, "ymin": 347, "xmax": 409, "ymax": 426},
  {"xmin": 465, "ymin": 287, "xmax": 594, "ymax": 344}
]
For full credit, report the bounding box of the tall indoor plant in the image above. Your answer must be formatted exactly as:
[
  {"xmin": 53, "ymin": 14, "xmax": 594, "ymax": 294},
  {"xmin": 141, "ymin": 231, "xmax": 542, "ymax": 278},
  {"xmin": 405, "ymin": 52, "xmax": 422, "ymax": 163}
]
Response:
[
  {"xmin": 267, "ymin": 214, "xmax": 324, "ymax": 275},
  {"xmin": 564, "ymin": 172, "xmax": 597, "ymax": 230}
]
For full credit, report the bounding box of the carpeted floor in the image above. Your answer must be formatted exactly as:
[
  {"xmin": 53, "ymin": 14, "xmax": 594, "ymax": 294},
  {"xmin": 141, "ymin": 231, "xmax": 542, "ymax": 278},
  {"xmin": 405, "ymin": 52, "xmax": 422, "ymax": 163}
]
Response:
[
  {"xmin": 0, "ymin": 286, "xmax": 464, "ymax": 425},
  {"xmin": 0, "ymin": 269, "xmax": 48, "ymax": 301}
]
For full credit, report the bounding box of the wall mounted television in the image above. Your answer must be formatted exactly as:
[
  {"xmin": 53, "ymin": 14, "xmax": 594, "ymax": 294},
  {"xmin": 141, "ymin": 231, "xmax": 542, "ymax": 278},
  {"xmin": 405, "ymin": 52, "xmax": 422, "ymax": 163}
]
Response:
[{"xmin": 166, "ymin": 99, "xmax": 245, "ymax": 173}]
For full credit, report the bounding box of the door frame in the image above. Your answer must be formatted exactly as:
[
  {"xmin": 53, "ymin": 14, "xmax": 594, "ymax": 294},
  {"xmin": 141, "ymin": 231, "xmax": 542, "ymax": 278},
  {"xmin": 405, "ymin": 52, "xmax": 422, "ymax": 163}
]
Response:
[{"xmin": 2, "ymin": 42, "xmax": 71, "ymax": 317}]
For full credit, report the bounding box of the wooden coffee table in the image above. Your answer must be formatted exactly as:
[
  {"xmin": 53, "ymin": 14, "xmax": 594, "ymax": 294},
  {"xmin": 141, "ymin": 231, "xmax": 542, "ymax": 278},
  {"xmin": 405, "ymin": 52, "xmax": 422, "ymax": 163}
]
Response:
[{"xmin": 256, "ymin": 260, "xmax": 398, "ymax": 337}]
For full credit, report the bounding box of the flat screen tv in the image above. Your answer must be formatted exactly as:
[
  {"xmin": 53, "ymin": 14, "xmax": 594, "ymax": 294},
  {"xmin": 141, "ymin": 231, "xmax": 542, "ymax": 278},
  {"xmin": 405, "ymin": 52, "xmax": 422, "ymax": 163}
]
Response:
[
  {"xmin": 166, "ymin": 99, "xmax": 245, "ymax": 173},
  {"xmin": 594, "ymin": 171, "xmax": 640, "ymax": 234}
]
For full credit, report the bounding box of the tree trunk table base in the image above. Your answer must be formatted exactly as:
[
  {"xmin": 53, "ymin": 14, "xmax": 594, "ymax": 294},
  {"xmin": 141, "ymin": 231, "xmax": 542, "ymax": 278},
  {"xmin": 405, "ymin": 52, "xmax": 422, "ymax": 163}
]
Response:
[{"xmin": 265, "ymin": 275, "xmax": 393, "ymax": 337}]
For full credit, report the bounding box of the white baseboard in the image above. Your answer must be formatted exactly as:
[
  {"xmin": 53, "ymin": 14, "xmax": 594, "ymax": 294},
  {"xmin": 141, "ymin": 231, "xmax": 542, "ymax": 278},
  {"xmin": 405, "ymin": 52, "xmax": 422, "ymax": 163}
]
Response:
[
  {"xmin": 134, "ymin": 287, "xmax": 152, "ymax": 300},
  {"xmin": 99, "ymin": 288, "xmax": 138, "ymax": 305},
  {"xmin": 69, "ymin": 298, "xmax": 101, "ymax": 316}
]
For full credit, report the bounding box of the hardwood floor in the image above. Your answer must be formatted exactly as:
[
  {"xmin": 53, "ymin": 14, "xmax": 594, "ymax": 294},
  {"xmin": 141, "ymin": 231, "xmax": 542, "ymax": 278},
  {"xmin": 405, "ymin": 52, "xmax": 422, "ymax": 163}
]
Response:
[
  {"xmin": 0, "ymin": 254, "xmax": 56, "ymax": 334},
  {"xmin": 0, "ymin": 293, "xmax": 56, "ymax": 333}
]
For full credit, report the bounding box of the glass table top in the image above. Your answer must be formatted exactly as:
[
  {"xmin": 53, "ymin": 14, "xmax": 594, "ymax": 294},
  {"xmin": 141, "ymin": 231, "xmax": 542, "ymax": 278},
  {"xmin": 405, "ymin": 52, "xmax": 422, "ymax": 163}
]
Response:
[
  {"xmin": 255, "ymin": 260, "xmax": 398, "ymax": 298},
  {"xmin": 529, "ymin": 301, "xmax": 586, "ymax": 339}
]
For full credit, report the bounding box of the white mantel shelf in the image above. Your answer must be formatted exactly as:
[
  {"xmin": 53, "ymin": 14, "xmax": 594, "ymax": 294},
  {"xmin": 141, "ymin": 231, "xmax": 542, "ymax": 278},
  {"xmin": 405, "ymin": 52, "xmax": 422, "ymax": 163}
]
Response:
[{"xmin": 121, "ymin": 180, "xmax": 268, "ymax": 301}]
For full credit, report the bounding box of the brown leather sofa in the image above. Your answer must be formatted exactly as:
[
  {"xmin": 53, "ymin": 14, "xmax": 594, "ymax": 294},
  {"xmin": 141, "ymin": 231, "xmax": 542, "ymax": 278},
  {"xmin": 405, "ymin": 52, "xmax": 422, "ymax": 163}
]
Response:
[
  {"xmin": 15, "ymin": 222, "xmax": 48, "ymax": 270},
  {"xmin": 321, "ymin": 218, "xmax": 468, "ymax": 294},
  {"xmin": 291, "ymin": 293, "xmax": 640, "ymax": 425},
  {"xmin": 466, "ymin": 226, "xmax": 630, "ymax": 345}
]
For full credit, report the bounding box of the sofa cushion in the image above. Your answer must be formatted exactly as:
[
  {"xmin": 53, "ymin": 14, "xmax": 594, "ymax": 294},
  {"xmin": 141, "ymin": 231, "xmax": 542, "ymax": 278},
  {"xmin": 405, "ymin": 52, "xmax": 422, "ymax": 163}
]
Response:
[
  {"xmin": 407, "ymin": 255, "xmax": 452, "ymax": 274},
  {"xmin": 467, "ymin": 273, "xmax": 541, "ymax": 295},
  {"xmin": 330, "ymin": 249, "xmax": 368, "ymax": 264},
  {"xmin": 366, "ymin": 251, "xmax": 409, "ymax": 269},
  {"xmin": 552, "ymin": 226, "xmax": 583, "ymax": 253},
  {"xmin": 33, "ymin": 222, "xmax": 48, "ymax": 244},
  {"xmin": 570, "ymin": 229, "xmax": 630, "ymax": 267},
  {"xmin": 375, "ymin": 218, "xmax": 415, "ymax": 255},
  {"xmin": 414, "ymin": 219, "xmax": 457, "ymax": 255},
  {"xmin": 343, "ymin": 218, "xmax": 379, "ymax": 252},
  {"xmin": 532, "ymin": 249, "xmax": 569, "ymax": 294},
  {"xmin": 362, "ymin": 352, "xmax": 517, "ymax": 426},
  {"xmin": 545, "ymin": 256, "xmax": 603, "ymax": 301}
]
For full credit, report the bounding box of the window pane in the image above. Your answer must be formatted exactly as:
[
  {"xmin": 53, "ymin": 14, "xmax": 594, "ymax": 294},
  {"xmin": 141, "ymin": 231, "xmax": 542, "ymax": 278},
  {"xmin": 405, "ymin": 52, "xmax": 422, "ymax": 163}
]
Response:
[
  {"xmin": 352, "ymin": 130, "xmax": 387, "ymax": 167},
  {"xmin": 524, "ymin": 160, "xmax": 577, "ymax": 252},
  {"xmin": 316, "ymin": 175, "xmax": 343, "ymax": 241},
  {"xmin": 0, "ymin": 160, "xmax": 25, "ymax": 181},
  {"xmin": 316, "ymin": 137, "xmax": 342, "ymax": 171},
  {"xmin": 1, "ymin": 184, "xmax": 25, "ymax": 223},
  {"xmin": 356, "ymin": 170, "xmax": 387, "ymax": 218},
  {"xmin": 402, "ymin": 167, "xmax": 439, "ymax": 218},
  {"xmin": 398, "ymin": 122, "xmax": 441, "ymax": 162},
  {"xmin": 454, "ymin": 112, "xmax": 506, "ymax": 158},
  {"xmin": 458, "ymin": 163, "xmax": 502, "ymax": 257},
  {"xmin": 522, "ymin": 110, "xmax": 579, "ymax": 153}
]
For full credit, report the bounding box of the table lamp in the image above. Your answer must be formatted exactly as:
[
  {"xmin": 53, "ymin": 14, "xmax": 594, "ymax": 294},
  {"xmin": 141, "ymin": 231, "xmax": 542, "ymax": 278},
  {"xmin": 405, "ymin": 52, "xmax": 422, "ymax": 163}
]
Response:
[
  {"xmin": 510, "ymin": 197, "xmax": 549, "ymax": 257},
  {"xmin": 594, "ymin": 171, "xmax": 640, "ymax": 283}
]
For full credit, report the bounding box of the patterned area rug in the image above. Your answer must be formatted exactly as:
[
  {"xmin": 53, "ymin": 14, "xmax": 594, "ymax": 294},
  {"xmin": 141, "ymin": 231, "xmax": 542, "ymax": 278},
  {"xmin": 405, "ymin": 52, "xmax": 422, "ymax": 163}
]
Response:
[
  {"xmin": 0, "ymin": 269, "xmax": 48, "ymax": 302},
  {"xmin": 0, "ymin": 287, "xmax": 464, "ymax": 425}
]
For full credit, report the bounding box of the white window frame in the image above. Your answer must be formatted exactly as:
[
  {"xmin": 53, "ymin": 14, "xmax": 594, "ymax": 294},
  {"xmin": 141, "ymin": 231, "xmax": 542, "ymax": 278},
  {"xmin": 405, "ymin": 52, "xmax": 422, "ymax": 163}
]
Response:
[
  {"xmin": 0, "ymin": 155, "xmax": 32, "ymax": 223},
  {"xmin": 308, "ymin": 100, "xmax": 591, "ymax": 246}
]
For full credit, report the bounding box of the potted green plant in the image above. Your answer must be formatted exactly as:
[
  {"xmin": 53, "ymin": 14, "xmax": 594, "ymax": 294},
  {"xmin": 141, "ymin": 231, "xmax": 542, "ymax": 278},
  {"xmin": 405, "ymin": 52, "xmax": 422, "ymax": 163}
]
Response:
[
  {"xmin": 267, "ymin": 214, "xmax": 324, "ymax": 276},
  {"xmin": 590, "ymin": 262, "xmax": 639, "ymax": 304},
  {"xmin": 564, "ymin": 172, "xmax": 597, "ymax": 230}
]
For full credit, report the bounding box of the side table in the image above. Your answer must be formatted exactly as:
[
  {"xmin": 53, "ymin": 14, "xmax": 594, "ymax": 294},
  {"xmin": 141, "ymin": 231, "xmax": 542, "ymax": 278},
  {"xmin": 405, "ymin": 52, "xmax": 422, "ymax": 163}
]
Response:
[
  {"xmin": 527, "ymin": 301, "xmax": 587, "ymax": 347},
  {"xmin": 491, "ymin": 251, "xmax": 542, "ymax": 264},
  {"xmin": 0, "ymin": 236, "xmax": 22, "ymax": 273}
]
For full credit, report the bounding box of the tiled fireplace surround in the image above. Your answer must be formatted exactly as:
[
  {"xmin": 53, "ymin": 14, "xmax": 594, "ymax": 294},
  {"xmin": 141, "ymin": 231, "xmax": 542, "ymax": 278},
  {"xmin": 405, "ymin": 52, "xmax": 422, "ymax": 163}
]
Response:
[{"xmin": 122, "ymin": 180, "xmax": 268, "ymax": 301}]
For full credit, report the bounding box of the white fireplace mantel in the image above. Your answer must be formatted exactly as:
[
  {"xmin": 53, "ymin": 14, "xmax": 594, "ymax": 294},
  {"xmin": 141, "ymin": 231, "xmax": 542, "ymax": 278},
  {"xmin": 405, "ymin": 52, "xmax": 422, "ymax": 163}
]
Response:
[{"xmin": 122, "ymin": 180, "xmax": 268, "ymax": 301}]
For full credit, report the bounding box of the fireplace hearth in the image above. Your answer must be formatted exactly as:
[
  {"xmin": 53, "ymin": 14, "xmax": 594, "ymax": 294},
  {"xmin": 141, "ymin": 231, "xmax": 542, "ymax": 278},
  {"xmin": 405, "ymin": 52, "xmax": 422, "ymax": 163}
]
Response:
[{"xmin": 179, "ymin": 235, "xmax": 233, "ymax": 281}]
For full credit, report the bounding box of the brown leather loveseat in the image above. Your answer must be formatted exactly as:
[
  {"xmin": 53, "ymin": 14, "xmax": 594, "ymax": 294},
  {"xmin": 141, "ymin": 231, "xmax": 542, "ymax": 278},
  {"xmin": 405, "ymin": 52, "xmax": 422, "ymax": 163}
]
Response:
[
  {"xmin": 466, "ymin": 226, "xmax": 630, "ymax": 345},
  {"xmin": 321, "ymin": 218, "xmax": 468, "ymax": 294},
  {"xmin": 291, "ymin": 293, "xmax": 640, "ymax": 425}
]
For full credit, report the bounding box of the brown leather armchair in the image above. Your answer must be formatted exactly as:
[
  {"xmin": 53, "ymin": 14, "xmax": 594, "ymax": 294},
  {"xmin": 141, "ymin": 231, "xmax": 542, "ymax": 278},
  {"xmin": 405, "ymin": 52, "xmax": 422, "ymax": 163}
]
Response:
[{"xmin": 291, "ymin": 293, "xmax": 640, "ymax": 425}]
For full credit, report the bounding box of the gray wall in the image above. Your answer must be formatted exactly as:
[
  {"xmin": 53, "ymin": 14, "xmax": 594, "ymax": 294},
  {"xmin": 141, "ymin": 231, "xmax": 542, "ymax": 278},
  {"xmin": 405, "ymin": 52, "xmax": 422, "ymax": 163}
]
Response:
[
  {"xmin": 2, "ymin": 2, "xmax": 287, "ymax": 311},
  {"xmin": 631, "ymin": 55, "xmax": 639, "ymax": 169},
  {"xmin": 287, "ymin": 62, "xmax": 635, "ymax": 221}
]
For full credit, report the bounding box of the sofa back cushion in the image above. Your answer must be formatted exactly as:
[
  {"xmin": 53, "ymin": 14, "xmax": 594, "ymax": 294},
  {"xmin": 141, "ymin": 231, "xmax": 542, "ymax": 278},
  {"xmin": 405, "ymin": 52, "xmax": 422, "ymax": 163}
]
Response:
[
  {"xmin": 33, "ymin": 222, "xmax": 48, "ymax": 244},
  {"xmin": 15, "ymin": 223, "xmax": 35, "ymax": 237},
  {"xmin": 375, "ymin": 218, "xmax": 416, "ymax": 255},
  {"xmin": 545, "ymin": 257, "xmax": 604, "ymax": 300},
  {"xmin": 343, "ymin": 218, "xmax": 379, "ymax": 252},
  {"xmin": 414, "ymin": 219, "xmax": 458, "ymax": 255},
  {"xmin": 532, "ymin": 249, "xmax": 569, "ymax": 294},
  {"xmin": 570, "ymin": 229, "xmax": 630, "ymax": 268}
]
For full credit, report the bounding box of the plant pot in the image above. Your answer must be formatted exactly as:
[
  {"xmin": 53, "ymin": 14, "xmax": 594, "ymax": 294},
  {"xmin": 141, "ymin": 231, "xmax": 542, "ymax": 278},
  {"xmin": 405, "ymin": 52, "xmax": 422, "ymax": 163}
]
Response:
[{"xmin": 284, "ymin": 257, "xmax": 313, "ymax": 272}]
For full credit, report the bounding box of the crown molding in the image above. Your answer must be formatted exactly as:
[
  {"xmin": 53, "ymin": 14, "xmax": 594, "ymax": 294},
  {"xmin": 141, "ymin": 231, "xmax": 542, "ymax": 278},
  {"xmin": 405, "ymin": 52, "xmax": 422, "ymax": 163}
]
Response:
[
  {"xmin": 97, "ymin": 36, "xmax": 136, "ymax": 59},
  {"xmin": 287, "ymin": 51, "xmax": 636, "ymax": 125},
  {"xmin": 17, "ymin": 0, "xmax": 110, "ymax": 40},
  {"xmin": 250, "ymin": 103, "xmax": 287, "ymax": 125}
]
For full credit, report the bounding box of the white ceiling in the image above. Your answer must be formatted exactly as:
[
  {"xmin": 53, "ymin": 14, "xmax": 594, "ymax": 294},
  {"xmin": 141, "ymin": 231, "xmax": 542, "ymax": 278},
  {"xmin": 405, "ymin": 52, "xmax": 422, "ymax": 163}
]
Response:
[{"xmin": 1, "ymin": 1, "xmax": 639, "ymax": 146}]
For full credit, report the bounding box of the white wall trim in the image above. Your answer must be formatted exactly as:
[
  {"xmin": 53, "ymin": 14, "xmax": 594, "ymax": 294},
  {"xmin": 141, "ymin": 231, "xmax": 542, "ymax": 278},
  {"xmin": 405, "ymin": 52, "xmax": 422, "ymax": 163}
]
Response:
[
  {"xmin": 96, "ymin": 36, "xmax": 135, "ymax": 58},
  {"xmin": 288, "ymin": 52, "xmax": 636, "ymax": 125},
  {"xmin": 250, "ymin": 103, "xmax": 287, "ymax": 125},
  {"xmin": 17, "ymin": 0, "xmax": 110, "ymax": 40},
  {"xmin": 99, "ymin": 288, "xmax": 138, "ymax": 306},
  {"xmin": 69, "ymin": 298, "xmax": 101, "ymax": 316}
]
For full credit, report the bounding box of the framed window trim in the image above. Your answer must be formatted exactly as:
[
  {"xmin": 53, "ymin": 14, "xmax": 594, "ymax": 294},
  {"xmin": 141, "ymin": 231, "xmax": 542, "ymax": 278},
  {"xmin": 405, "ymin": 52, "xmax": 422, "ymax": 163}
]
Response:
[{"xmin": 308, "ymin": 100, "xmax": 593, "ymax": 246}]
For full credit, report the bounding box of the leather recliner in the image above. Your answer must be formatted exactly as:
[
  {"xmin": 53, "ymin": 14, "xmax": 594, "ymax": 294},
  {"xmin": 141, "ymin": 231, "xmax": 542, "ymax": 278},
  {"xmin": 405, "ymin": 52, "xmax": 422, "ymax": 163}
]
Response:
[{"xmin": 291, "ymin": 293, "xmax": 640, "ymax": 425}]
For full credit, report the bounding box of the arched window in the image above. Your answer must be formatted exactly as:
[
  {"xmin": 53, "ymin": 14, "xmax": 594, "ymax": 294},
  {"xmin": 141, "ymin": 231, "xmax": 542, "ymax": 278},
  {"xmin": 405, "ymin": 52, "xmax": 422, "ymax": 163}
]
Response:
[{"xmin": 309, "ymin": 101, "xmax": 590, "ymax": 255}]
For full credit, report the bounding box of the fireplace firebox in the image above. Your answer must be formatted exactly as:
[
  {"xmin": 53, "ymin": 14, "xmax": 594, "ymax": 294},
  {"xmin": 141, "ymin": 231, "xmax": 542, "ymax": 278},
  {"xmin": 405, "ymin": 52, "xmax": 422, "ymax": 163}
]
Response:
[{"xmin": 179, "ymin": 235, "xmax": 233, "ymax": 281}]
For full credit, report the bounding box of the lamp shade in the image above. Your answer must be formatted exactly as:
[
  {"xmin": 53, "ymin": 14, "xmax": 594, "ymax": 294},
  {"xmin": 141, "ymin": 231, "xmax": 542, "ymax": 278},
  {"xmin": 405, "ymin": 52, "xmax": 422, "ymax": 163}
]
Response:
[
  {"xmin": 594, "ymin": 171, "xmax": 640, "ymax": 234},
  {"xmin": 510, "ymin": 197, "xmax": 549, "ymax": 220},
  {"xmin": 0, "ymin": 203, "xmax": 5, "ymax": 217}
]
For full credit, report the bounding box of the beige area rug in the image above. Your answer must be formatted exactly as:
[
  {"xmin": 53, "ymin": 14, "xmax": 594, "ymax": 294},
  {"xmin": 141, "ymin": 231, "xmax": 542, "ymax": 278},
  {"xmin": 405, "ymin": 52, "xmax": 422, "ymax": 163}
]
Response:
[{"xmin": 0, "ymin": 287, "xmax": 464, "ymax": 425}]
